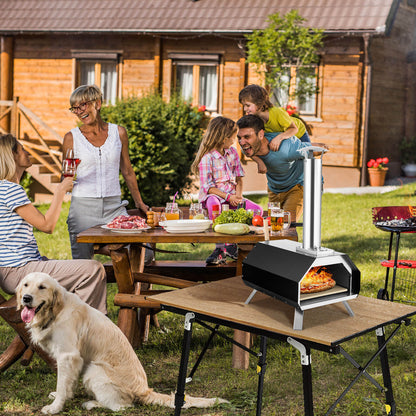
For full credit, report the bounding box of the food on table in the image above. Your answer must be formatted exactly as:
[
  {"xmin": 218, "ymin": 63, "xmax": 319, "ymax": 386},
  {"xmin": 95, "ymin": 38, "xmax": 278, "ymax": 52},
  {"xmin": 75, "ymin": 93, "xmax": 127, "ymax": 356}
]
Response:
[
  {"xmin": 192, "ymin": 213, "xmax": 205, "ymax": 220},
  {"xmin": 300, "ymin": 267, "xmax": 335, "ymax": 294},
  {"xmin": 212, "ymin": 208, "xmax": 253, "ymax": 229},
  {"xmin": 252, "ymin": 215, "xmax": 263, "ymax": 227},
  {"xmin": 146, "ymin": 211, "xmax": 160, "ymax": 227},
  {"xmin": 107, "ymin": 215, "xmax": 147, "ymax": 229},
  {"xmin": 213, "ymin": 223, "xmax": 250, "ymax": 235}
]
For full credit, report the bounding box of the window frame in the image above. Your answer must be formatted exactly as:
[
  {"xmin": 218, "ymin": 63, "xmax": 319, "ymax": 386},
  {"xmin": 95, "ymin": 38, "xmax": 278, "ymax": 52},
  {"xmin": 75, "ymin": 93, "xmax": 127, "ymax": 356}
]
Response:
[
  {"xmin": 169, "ymin": 53, "xmax": 222, "ymax": 113},
  {"xmin": 71, "ymin": 50, "xmax": 123, "ymax": 104}
]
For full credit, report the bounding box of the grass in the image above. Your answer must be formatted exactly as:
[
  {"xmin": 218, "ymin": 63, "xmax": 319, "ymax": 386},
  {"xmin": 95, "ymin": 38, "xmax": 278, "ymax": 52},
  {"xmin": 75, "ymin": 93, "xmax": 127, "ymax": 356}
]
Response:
[{"xmin": 2, "ymin": 183, "xmax": 416, "ymax": 415}]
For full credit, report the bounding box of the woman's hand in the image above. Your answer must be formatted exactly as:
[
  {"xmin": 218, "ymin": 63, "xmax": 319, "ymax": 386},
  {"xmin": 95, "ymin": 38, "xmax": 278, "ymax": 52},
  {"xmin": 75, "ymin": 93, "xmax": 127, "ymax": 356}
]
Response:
[{"xmin": 57, "ymin": 176, "xmax": 74, "ymax": 194}]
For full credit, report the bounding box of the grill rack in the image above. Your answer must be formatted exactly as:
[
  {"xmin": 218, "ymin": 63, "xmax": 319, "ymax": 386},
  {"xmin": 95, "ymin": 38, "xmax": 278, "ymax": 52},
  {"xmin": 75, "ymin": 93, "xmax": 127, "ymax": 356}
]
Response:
[{"xmin": 372, "ymin": 206, "xmax": 416, "ymax": 303}]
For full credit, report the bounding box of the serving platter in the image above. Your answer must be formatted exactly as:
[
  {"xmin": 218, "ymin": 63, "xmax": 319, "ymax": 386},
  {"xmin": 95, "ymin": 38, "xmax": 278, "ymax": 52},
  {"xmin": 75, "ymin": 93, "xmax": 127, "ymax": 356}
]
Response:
[{"xmin": 101, "ymin": 224, "xmax": 151, "ymax": 233}]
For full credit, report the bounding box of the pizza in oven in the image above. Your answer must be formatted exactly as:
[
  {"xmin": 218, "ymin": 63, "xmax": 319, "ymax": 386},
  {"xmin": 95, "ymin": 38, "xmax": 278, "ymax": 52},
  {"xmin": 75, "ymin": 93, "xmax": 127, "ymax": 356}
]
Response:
[
  {"xmin": 106, "ymin": 215, "xmax": 147, "ymax": 229},
  {"xmin": 300, "ymin": 267, "xmax": 335, "ymax": 294}
]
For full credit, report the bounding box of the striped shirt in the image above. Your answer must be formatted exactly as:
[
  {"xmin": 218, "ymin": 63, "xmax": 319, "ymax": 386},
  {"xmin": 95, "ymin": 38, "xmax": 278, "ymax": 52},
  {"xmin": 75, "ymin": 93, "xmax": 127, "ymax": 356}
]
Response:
[
  {"xmin": 198, "ymin": 147, "xmax": 245, "ymax": 203},
  {"xmin": 0, "ymin": 181, "xmax": 41, "ymax": 267}
]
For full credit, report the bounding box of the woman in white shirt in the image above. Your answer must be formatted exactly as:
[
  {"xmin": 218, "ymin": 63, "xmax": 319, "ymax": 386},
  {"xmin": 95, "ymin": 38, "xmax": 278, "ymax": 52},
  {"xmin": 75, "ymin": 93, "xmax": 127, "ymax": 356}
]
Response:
[
  {"xmin": 0, "ymin": 134, "xmax": 107, "ymax": 314},
  {"xmin": 63, "ymin": 85, "xmax": 151, "ymax": 260}
]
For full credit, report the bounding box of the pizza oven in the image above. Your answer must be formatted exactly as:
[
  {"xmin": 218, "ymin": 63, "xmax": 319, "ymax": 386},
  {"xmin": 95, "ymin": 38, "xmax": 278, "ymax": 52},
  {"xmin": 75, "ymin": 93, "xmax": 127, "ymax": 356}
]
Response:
[{"xmin": 242, "ymin": 147, "xmax": 361, "ymax": 330}]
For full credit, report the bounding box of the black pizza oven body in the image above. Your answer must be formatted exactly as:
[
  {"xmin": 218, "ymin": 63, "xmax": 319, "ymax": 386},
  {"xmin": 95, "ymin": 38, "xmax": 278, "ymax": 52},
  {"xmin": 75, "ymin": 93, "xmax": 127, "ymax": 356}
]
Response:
[{"xmin": 242, "ymin": 239, "xmax": 360, "ymax": 330}]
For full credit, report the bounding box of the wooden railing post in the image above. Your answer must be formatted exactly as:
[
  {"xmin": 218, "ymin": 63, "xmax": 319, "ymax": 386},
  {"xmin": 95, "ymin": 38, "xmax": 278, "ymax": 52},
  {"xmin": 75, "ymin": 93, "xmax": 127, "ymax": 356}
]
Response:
[{"xmin": 10, "ymin": 96, "xmax": 19, "ymax": 137}]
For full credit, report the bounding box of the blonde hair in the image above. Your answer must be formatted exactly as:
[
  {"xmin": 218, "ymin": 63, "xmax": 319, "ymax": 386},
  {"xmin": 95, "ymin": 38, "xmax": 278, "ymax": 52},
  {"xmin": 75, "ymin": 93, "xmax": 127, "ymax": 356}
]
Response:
[
  {"xmin": 191, "ymin": 116, "xmax": 237, "ymax": 176},
  {"xmin": 70, "ymin": 84, "xmax": 103, "ymax": 106},
  {"xmin": 0, "ymin": 133, "xmax": 18, "ymax": 181},
  {"xmin": 238, "ymin": 84, "xmax": 273, "ymax": 112}
]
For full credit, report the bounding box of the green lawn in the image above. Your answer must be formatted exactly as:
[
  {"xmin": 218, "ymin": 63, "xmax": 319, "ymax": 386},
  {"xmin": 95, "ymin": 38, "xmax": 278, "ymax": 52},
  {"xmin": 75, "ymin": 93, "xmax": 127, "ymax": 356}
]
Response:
[{"xmin": 1, "ymin": 183, "xmax": 416, "ymax": 415}]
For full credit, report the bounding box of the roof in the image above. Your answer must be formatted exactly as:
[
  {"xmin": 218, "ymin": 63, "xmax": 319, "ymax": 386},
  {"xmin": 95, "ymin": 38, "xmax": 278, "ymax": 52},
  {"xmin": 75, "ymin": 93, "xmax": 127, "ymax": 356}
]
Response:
[{"xmin": 0, "ymin": 0, "xmax": 399, "ymax": 35}]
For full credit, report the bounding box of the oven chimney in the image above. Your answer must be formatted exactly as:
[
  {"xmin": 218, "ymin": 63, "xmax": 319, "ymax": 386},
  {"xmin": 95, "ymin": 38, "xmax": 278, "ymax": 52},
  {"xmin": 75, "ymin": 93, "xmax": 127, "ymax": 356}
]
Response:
[{"xmin": 296, "ymin": 147, "xmax": 333, "ymax": 257}]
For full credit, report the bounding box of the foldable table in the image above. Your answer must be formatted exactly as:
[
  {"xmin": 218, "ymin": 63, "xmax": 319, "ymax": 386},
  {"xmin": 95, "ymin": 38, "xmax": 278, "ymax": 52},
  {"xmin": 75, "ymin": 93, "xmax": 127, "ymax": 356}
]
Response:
[{"xmin": 151, "ymin": 276, "xmax": 416, "ymax": 415}]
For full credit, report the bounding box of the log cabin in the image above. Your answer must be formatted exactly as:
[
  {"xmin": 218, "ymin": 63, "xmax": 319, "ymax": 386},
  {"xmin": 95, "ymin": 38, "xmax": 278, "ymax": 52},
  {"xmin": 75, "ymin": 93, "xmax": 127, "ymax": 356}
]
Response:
[{"xmin": 0, "ymin": 0, "xmax": 415, "ymax": 201}]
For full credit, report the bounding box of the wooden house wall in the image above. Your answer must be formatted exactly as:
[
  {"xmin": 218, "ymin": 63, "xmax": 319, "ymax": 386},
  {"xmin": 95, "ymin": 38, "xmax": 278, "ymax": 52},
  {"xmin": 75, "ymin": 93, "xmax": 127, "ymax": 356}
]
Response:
[
  {"xmin": 367, "ymin": 2, "xmax": 416, "ymax": 177},
  {"xmin": 7, "ymin": 24, "xmax": 414, "ymax": 188}
]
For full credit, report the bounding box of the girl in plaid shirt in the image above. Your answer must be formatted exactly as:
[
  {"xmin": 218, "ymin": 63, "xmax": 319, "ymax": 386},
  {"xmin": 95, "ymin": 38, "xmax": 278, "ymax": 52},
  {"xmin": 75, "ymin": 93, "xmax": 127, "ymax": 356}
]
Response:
[{"xmin": 191, "ymin": 117, "xmax": 262, "ymax": 264}]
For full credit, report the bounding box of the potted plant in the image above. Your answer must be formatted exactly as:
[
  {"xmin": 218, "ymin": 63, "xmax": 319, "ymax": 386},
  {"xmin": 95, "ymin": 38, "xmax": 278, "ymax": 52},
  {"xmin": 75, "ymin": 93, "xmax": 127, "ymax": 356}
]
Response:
[
  {"xmin": 367, "ymin": 157, "xmax": 389, "ymax": 186},
  {"xmin": 400, "ymin": 136, "xmax": 416, "ymax": 177}
]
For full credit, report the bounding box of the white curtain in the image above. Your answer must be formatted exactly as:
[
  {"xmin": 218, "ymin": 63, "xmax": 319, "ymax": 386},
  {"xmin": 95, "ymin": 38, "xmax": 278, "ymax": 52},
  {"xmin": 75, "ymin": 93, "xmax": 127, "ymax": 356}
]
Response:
[
  {"xmin": 199, "ymin": 66, "xmax": 217, "ymax": 111},
  {"xmin": 101, "ymin": 62, "xmax": 117, "ymax": 104},
  {"xmin": 80, "ymin": 62, "xmax": 95, "ymax": 85},
  {"xmin": 176, "ymin": 65, "xmax": 193, "ymax": 101}
]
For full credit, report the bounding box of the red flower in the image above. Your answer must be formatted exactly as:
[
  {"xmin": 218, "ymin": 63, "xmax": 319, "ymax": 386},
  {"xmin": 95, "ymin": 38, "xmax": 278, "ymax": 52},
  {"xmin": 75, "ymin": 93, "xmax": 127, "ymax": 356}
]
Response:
[
  {"xmin": 367, "ymin": 156, "xmax": 389, "ymax": 170},
  {"xmin": 198, "ymin": 105, "xmax": 206, "ymax": 112}
]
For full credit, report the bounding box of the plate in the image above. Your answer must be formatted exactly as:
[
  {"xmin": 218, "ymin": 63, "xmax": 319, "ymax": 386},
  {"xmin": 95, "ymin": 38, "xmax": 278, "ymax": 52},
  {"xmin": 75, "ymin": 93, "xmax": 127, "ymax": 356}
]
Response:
[
  {"xmin": 159, "ymin": 219, "xmax": 212, "ymax": 234},
  {"xmin": 101, "ymin": 224, "xmax": 151, "ymax": 233}
]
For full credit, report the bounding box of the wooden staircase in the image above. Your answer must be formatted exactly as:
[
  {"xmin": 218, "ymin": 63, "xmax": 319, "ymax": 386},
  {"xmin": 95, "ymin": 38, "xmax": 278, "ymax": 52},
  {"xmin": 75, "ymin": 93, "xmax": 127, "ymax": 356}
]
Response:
[{"xmin": 0, "ymin": 97, "xmax": 63, "ymax": 203}]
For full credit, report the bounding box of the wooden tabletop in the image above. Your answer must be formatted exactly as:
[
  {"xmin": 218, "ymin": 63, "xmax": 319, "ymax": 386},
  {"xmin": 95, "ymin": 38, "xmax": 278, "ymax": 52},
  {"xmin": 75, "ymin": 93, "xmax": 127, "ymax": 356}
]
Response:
[
  {"xmin": 151, "ymin": 276, "xmax": 416, "ymax": 347},
  {"xmin": 77, "ymin": 225, "xmax": 298, "ymax": 244}
]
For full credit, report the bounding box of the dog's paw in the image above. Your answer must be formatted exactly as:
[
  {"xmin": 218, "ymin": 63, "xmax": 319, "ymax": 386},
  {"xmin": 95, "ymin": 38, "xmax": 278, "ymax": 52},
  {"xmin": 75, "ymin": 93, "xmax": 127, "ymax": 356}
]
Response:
[
  {"xmin": 82, "ymin": 400, "xmax": 100, "ymax": 410},
  {"xmin": 48, "ymin": 392, "xmax": 56, "ymax": 400},
  {"xmin": 41, "ymin": 403, "xmax": 63, "ymax": 414}
]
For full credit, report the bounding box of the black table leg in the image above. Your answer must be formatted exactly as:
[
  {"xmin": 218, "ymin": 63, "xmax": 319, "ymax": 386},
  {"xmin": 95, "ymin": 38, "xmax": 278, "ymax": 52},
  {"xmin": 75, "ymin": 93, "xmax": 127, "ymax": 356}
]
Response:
[
  {"xmin": 256, "ymin": 336, "xmax": 268, "ymax": 416},
  {"xmin": 174, "ymin": 312, "xmax": 195, "ymax": 416},
  {"xmin": 376, "ymin": 327, "xmax": 396, "ymax": 415},
  {"xmin": 288, "ymin": 337, "xmax": 314, "ymax": 416}
]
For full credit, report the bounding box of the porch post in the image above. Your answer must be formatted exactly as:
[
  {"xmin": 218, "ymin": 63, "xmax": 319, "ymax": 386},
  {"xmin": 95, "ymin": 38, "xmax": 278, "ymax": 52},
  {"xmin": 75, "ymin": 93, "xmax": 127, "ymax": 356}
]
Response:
[{"xmin": 0, "ymin": 36, "xmax": 14, "ymax": 132}]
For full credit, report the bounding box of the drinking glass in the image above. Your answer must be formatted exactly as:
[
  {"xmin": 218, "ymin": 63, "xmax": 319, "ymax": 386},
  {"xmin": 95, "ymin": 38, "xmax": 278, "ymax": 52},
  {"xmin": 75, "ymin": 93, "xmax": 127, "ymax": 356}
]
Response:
[
  {"xmin": 164, "ymin": 202, "xmax": 182, "ymax": 220},
  {"xmin": 270, "ymin": 207, "xmax": 291, "ymax": 235},
  {"xmin": 268, "ymin": 201, "xmax": 280, "ymax": 217},
  {"xmin": 189, "ymin": 203, "xmax": 204, "ymax": 219},
  {"xmin": 64, "ymin": 148, "xmax": 81, "ymax": 169}
]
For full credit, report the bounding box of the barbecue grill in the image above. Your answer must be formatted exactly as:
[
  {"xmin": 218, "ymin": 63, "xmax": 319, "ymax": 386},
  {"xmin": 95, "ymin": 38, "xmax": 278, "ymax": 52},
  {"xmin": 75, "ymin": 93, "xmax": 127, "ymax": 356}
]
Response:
[{"xmin": 242, "ymin": 147, "xmax": 360, "ymax": 330}]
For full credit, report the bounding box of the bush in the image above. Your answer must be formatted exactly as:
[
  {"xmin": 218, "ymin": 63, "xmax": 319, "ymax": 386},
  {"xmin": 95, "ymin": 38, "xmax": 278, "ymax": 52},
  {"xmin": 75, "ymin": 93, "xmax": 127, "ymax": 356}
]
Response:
[
  {"xmin": 400, "ymin": 136, "xmax": 416, "ymax": 165},
  {"xmin": 101, "ymin": 92, "xmax": 208, "ymax": 207}
]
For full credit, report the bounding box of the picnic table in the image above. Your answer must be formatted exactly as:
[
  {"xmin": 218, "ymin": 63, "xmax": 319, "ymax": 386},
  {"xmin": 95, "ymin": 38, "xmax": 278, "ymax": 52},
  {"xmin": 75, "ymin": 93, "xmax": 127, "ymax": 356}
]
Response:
[{"xmin": 77, "ymin": 224, "xmax": 298, "ymax": 368}]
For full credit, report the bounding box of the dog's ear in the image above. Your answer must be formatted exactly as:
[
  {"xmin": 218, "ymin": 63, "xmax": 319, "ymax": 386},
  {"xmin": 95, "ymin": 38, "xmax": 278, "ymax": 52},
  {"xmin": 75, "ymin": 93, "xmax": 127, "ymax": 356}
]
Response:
[
  {"xmin": 15, "ymin": 280, "xmax": 24, "ymax": 311},
  {"xmin": 50, "ymin": 285, "xmax": 65, "ymax": 316}
]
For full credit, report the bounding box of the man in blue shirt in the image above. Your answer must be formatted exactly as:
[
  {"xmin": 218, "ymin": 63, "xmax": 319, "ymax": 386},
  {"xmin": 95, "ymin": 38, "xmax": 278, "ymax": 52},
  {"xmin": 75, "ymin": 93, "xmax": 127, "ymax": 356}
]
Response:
[{"xmin": 237, "ymin": 115, "xmax": 324, "ymax": 222}]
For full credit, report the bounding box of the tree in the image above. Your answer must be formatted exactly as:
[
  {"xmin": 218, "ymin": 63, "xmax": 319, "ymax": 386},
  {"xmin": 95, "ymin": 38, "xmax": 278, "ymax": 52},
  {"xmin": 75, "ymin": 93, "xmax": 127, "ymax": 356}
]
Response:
[
  {"xmin": 246, "ymin": 10, "xmax": 324, "ymax": 106},
  {"xmin": 101, "ymin": 92, "xmax": 209, "ymax": 207}
]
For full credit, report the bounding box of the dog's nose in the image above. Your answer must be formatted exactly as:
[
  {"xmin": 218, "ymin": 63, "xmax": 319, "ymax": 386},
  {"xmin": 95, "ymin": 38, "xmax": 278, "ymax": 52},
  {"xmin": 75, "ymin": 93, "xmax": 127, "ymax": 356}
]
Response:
[{"xmin": 22, "ymin": 294, "xmax": 33, "ymax": 304}]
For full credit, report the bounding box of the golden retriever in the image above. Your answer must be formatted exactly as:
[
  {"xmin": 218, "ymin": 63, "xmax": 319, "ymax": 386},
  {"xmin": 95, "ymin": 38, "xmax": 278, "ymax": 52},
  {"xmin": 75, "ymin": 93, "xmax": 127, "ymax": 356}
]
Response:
[{"xmin": 16, "ymin": 272, "xmax": 227, "ymax": 414}]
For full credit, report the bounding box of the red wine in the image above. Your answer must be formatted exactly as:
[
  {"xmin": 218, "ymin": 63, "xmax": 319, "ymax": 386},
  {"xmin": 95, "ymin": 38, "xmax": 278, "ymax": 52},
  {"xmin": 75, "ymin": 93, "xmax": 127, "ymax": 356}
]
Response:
[
  {"xmin": 65, "ymin": 158, "xmax": 81, "ymax": 167},
  {"xmin": 62, "ymin": 173, "xmax": 74, "ymax": 178}
]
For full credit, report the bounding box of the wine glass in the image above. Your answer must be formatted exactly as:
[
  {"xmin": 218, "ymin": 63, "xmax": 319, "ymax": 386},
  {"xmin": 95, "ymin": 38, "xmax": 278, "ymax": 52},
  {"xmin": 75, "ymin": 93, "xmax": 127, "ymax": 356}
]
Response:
[
  {"xmin": 64, "ymin": 149, "xmax": 81, "ymax": 169},
  {"xmin": 62, "ymin": 159, "xmax": 77, "ymax": 194}
]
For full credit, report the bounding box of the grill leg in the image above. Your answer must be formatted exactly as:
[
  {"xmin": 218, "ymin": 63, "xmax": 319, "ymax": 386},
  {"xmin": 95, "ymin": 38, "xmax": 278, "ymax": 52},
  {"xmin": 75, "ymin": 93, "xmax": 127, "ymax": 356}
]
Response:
[{"xmin": 293, "ymin": 309, "xmax": 304, "ymax": 330}]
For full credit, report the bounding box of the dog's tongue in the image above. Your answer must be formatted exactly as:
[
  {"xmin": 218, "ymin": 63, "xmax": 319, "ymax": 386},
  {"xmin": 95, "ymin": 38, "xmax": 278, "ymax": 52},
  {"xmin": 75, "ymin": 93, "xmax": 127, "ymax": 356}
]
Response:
[{"xmin": 21, "ymin": 306, "xmax": 36, "ymax": 323}]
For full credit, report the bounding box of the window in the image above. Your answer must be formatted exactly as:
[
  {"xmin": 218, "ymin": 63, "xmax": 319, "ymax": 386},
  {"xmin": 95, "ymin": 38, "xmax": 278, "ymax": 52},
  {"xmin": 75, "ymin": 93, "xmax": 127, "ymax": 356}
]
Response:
[
  {"xmin": 72, "ymin": 50, "xmax": 121, "ymax": 104},
  {"xmin": 271, "ymin": 66, "xmax": 318, "ymax": 116},
  {"xmin": 170, "ymin": 53, "xmax": 220, "ymax": 112}
]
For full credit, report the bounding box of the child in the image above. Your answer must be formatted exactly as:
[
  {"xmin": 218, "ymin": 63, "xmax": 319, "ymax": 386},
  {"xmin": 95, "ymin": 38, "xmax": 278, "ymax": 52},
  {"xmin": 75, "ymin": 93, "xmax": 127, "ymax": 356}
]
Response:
[
  {"xmin": 191, "ymin": 116, "xmax": 263, "ymax": 265},
  {"xmin": 239, "ymin": 84, "xmax": 311, "ymax": 174}
]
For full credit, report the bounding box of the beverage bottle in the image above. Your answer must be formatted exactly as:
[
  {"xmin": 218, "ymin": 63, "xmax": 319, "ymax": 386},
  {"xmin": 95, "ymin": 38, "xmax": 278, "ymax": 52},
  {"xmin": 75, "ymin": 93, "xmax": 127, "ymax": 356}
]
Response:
[{"xmin": 211, "ymin": 204, "xmax": 220, "ymax": 221}]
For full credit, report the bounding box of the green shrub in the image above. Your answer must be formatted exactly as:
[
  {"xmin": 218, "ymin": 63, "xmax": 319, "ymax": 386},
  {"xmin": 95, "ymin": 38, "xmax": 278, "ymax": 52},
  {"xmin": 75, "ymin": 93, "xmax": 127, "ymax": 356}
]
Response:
[
  {"xmin": 101, "ymin": 92, "xmax": 209, "ymax": 207},
  {"xmin": 400, "ymin": 136, "xmax": 416, "ymax": 165}
]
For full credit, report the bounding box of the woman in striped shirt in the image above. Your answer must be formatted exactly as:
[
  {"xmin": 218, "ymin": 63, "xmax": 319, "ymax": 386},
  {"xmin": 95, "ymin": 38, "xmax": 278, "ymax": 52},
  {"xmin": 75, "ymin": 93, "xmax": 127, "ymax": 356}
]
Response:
[
  {"xmin": 0, "ymin": 134, "xmax": 107, "ymax": 314},
  {"xmin": 191, "ymin": 117, "xmax": 263, "ymax": 265}
]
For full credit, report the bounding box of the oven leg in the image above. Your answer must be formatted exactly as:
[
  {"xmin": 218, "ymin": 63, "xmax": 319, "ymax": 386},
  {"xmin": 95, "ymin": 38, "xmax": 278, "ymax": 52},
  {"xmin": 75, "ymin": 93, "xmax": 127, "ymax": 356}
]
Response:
[
  {"xmin": 293, "ymin": 309, "xmax": 304, "ymax": 331},
  {"xmin": 174, "ymin": 312, "xmax": 195, "ymax": 416},
  {"xmin": 390, "ymin": 232, "xmax": 401, "ymax": 303},
  {"xmin": 256, "ymin": 336, "xmax": 268, "ymax": 416},
  {"xmin": 376, "ymin": 327, "xmax": 396, "ymax": 415},
  {"xmin": 287, "ymin": 337, "xmax": 314, "ymax": 416}
]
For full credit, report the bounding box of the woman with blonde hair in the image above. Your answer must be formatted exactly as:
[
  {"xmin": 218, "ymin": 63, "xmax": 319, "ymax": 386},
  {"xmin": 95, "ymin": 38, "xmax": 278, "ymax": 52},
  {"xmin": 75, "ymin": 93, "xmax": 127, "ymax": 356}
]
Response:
[
  {"xmin": 64, "ymin": 84, "xmax": 151, "ymax": 261},
  {"xmin": 191, "ymin": 116, "xmax": 262, "ymax": 264},
  {"xmin": 0, "ymin": 133, "xmax": 107, "ymax": 314}
]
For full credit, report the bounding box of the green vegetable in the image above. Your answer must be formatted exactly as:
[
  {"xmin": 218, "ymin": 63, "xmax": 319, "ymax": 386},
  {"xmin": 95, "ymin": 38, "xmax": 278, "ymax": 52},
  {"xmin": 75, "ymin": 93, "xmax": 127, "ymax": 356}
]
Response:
[
  {"xmin": 212, "ymin": 208, "xmax": 253, "ymax": 228},
  {"xmin": 214, "ymin": 223, "xmax": 250, "ymax": 235}
]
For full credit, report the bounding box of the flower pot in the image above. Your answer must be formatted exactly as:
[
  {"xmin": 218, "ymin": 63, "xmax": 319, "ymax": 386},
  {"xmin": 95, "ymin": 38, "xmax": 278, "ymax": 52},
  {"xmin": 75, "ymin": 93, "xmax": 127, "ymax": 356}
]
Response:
[
  {"xmin": 402, "ymin": 164, "xmax": 416, "ymax": 178},
  {"xmin": 368, "ymin": 167, "xmax": 388, "ymax": 187}
]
